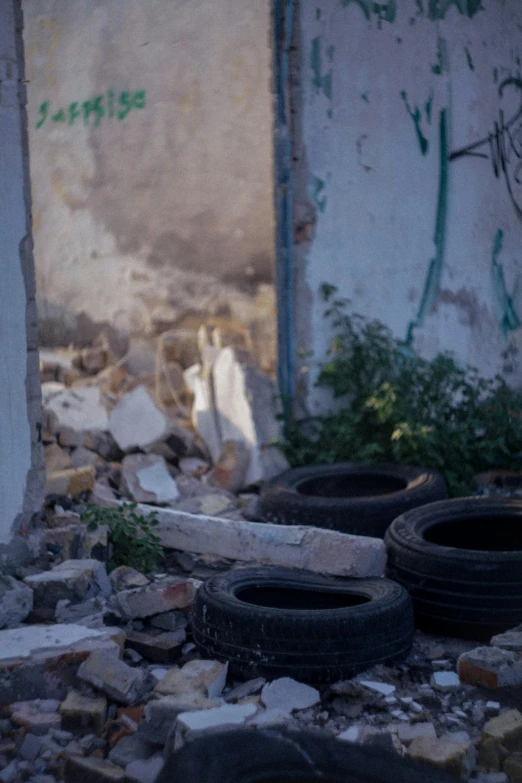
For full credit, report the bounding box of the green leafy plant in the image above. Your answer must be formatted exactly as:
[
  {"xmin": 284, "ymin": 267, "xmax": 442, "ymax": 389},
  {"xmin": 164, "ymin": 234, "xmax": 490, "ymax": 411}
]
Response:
[
  {"xmin": 280, "ymin": 284, "xmax": 522, "ymax": 496},
  {"xmin": 82, "ymin": 502, "xmax": 164, "ymax": 573}
]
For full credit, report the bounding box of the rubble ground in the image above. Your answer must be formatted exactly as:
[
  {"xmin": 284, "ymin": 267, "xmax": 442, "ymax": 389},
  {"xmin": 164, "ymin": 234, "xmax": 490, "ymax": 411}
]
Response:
[{"xmin": 0, "ymin": 343, "xmax": 520, "ymax": 782}]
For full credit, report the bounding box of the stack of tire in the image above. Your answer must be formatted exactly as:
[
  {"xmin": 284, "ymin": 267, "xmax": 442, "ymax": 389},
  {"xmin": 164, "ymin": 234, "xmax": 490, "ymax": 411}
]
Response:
[{"xmin": 257, "ymin": 460, "xmax": 522, "ymax": 640}]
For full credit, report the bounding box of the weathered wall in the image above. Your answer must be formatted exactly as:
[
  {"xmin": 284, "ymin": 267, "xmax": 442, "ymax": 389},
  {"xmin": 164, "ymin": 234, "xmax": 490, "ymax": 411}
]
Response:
[
  {"xmin": 23, "ymin": 0, "xmax": 276, "ymax": 373},
  {"xmin": 293, "ymin": 0, "xmax": 522, "ymax": 407},
  {"xmin": 0, "ymin": 0, "xmax": 44, "ymax": 555}
]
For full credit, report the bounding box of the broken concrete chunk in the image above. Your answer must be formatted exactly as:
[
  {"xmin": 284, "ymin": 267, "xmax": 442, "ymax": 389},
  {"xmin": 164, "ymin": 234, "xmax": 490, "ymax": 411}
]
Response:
[
  {"xmin": 78, "ymin": 649, "xmax": 150, "ymax": 705},
  {"xmin": 430, "ymin": 671, "xmax": 461, "ymax": 692},
  {"xmin": 44, "ymin": 385, "xmax": 109, "ymax": 434},
  {"xmin": 225, "ymin": 677, "xmax": 266, "ymax": 703},
  {"xmin": 482, "ymin": 710, "xmax": 522, "ymax": 753},
  {"xmin": 84, "ymin": 430, "xmax": 121, "ymax": 461},
  {"xmin": 139, "ymin": 694, "xmax": 221, "ymax": 744},
  {"xmin": 125, "ymin": 629, "xmax": 186, "ymax": 664},
  {"xmin": 24, "ymin": 559, "xmax": 111, "ymax": 615},
  {"xmin": 359, "ymin": 680, "xmax": 396, "ymax": 697},
  {"xmin": 109, "ymin": 566, "xmax": 150, "ymax": 592},
  {"xmin": 121, "ymin": 453, "xmax": 180, "ymax": 504},
  {"xmin": 394, "ymin": 722, "xmax": 437, "ymax": 745},
  {"xmin": 109, "ymin": 386, "xmax": 171, "ymax": 451},
  {"xmin": 125, "ymin": 755, "xmax": 165, "ymax": 783},
  {"xmin": 60, "ymin": 690, "xmax": 108, "ymax": 736},
  {"xmin": 113, "ymin": 579, "xmax": 195, "ymax": 620},
  {"xmin": 45, "ymin": 443, "xmax": 73, "ymax": 473},
  {"xmin": 173, "ymin": 703, "xmax": 258, "ymax": 751},
  {"xmin": 154, "ymin": 659, "xmax": 228, "ymax": 699},
  {"xmin": 0, "ymin": 576, "xmax": 33, "ymax": 629},
  {"xmin": 150, "ymin": 611, "xmax": 187, "ymax": 632},
  {"xmin": 152, "ymin": 506, "xmax": 385, "ymax": 577},
  {"xmin": 458, "ymin": 647, "xmax": 522, "ymax": 688},
  {"xmin": 108, "ymin": 734, "xmax": 154, "ymax": 767},
  {"xmin": 490, "ymin": 632, "xmax": 522, "ymax": 652},
  {"xmin": 46, "ymin": 464, "xmax": 96, "ymax": 497},
  {"xmin": 70, "ymin": 446, "xmax": 101, "ymax": 469},
  {"xmin": 406, "ymin": 736, "xmax": 476, "ymax": 781},
  {"xmin": 261, "ymin": 678, "xmax": 320, "ymax": 713},
  {"xmin": 192, "ymin": 347, "xmax": 288, "ymax": 486},
  {"xmin": 10, "ymin": 699, "xmax": 62, "ymax": 735},
  {"xmin": 206, "ymin": 440, "xmax": 250, "ymax": 493}
]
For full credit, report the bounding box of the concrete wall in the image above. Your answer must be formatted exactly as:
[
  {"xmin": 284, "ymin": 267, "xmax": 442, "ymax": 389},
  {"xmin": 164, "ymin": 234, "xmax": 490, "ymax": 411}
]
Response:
[
  {"xmin": 292, "ymin": 0, "xmax": 522, "ymax": 408},
  {"xmin": 0, "ymin": 0, "xmax": 44, "ymax": 557},
  {"xmin": 23, "ymin": 0, "xmax": 277, "ymax": 374}
]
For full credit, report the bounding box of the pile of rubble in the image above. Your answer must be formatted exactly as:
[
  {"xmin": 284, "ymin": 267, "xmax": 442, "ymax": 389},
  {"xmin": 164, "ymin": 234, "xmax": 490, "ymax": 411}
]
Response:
[
  {"xmin": 0, "ymin": 338, "xmax": 518, "ymax": 782},
  {"xmin": 2, "ymin": 554, "xmax": 522, "ymax": 783}
]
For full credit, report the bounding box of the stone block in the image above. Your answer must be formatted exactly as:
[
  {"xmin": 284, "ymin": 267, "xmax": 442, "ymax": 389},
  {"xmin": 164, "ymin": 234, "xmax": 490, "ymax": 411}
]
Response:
[
  {"xmin": 154, "ymin": 659, "xmax": 227, "ymax": 699},
  {"xmin": 121, "ymin": 453, "xmax": 180, "ymax": 504},
  {"xmin": 109, "ymin": 566, "xmax": 150, "ymax": 592},
  {"xmin": 113, "ymin": 579, "xmax": 195, "ymax": 620},
  {"xmin": 0, "ymin": 624, "xmax": 121, "ymax": 706},
  {"xmin": 125, "ymin": 629, "xmax": 186, "ymax": 663},
  {"xmin": 504, "ymin": 754, "xmax": 522, "ymax": 783},
  {"xmin": 407, "ymin": 736, "xmax": 476, "ymax": 780},
  {"xmin": 77, "ymin": 650, "xmax": 151, "ymax": 704},
  {"xmin": 125, "ymin": 755, "xmax": 165, "ymax": 783},
  {"xmin": 108, "ymin": 734, "xmax": 153, "ymax": 767},
  {"xmin": 394, "ymin": 722, "xmax": 437, "ymax": 745},
  {"xmin": 0, "ymin": 575, "xmax": 33, "ymax": 628},
  {"xmin": 24, "ymin": 559, "xmax": 111, "ymax": 615},
  {"xmin": 139, "ymin": 694, "xmax": 220, "ymax": 744},
  {"xmin": 109, "ymin": 386, "xmax": 171, "ymax": 452},
  {"xmin": 9, "ymin": 699, "xmax": 61, "ymax": 734},
  {"xmin": 150, "ymin": 611, "xmax": 187, "ymax": 632},
  {"xmin": 206, "ymin": 440, "xmax": 250, "ymax": 493},
  {"xmin": 431, "ymin": 671, "xmax": 461, "ymax": 692},
  {"xmin": 70, "ymin": 446, "xmax": 101, "ymax": 468},
  {"xmin": 491, "ymin": 632, "xmax": 522, "ymax": 652},
  {"xmin": 483, "ymin": 710, "xmax": 522, "ymax": 752},
  {"xmin": 44, "ymin": 386, "xmax": 109, "ymax": 435},
  {"xmin": 173, "ymin": 703, "xmax": 258, "ymax": 751},
  {"xmin": 458, "ymin": 647, "xmax": 522, "ymax": 689},
  {"xmin": 261, "ymin": 678, "xmax": 320, "ymax": 713},
  {"xmin": 45, "ymin": 465, "xmax": 96, "ymax": 497},
  {"xmin": 225, "ymin": 677, "xmax": 266, "ymax": 703},
  {"xmin": 60, "ymin": 690, "xmax": 108, "ymax": 736},
  {"xmin": 45, "ymin": 443, "xmax": 72, "ymax": 473}
]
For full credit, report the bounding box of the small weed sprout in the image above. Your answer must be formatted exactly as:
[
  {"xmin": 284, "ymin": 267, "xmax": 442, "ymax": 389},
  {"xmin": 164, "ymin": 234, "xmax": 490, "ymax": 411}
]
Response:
[{"xmin": 82, "ymin": 502, "xmax": 164, "ymax": 573}]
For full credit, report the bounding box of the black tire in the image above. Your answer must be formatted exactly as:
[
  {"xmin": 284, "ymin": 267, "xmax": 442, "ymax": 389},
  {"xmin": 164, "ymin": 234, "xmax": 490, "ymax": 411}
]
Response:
[
  {"xmin": 385, "ymin": 497, "xmax": 522, "ymax": 639},
  {"xmin": 258, "ymin": 462, "xmax": 447, "ymax": 538},
  {"xmin": 192, "ymin": 567, "xmax": 414, "ymax": 683},
  {"xmin": 157, "ymin": 726, "xmax": 456, "ymax": 783}
]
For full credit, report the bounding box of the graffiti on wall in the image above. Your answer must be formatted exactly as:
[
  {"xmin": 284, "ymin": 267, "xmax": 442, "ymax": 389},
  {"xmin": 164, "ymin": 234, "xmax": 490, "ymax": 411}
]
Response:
[
  {"xmin": 449, "ymin": 78, "xmax": 522, "ymax": 221},
  {"xmin": 36, "ymin": 88, "xmax": 146, "ymax": 129},
  {"xmin": 338, "ymin": 0, "xmax": 483, "ymax": 24}
]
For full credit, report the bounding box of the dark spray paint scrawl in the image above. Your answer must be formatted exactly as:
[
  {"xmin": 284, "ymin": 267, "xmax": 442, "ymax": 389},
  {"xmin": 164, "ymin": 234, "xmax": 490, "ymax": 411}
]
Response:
[
  {"xmin": 401, "ymin": 91, "xmax": 430, "ymax": 155},
  {"xmin": 310, "ymin": 37, "xmax": 333, "ymax": 100},
  {"xmin": 449, "ymin": 78, "xmax": 522, "ymax": 222},
  {"xmin": 340, "ymin": 0, "xmax": 397, "ymax": 25}
]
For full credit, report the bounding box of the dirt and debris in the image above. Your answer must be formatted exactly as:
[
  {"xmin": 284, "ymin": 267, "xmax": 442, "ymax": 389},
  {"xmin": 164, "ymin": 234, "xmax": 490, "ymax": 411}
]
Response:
[{"xmin": 0, "ymin": 341, "xmax": 521, "ymax": 782}]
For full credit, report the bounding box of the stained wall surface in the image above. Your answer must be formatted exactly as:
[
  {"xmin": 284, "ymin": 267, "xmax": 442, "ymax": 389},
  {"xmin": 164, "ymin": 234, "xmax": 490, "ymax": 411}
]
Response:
[
  {"xmin": 23, "ymin": 0, "xmax": 277, "ymax": 373},
  {"xmin": 294, "ymin": 0, "xmax": 522, "ymax": 406},
  {"xmin": 0, "ymin": 0, "xmax": 44, "ymax": 549}
]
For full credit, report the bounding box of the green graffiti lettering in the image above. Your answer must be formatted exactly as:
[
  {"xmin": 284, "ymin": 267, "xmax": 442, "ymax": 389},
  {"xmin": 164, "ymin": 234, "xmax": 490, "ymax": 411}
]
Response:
[
  {"xmin": 36, "ymin": 89, "xmax": 147, "ymax": 130},
  {"xmin": 310, "ymin": 37, "xmax": 333, "ymax": 102},
  {"xmin": 51, "ymin": 108, "xmax": 66, "ymax": 123},
  {"xmin": 312, "ymin": 176, "xmax": 327, "ymax": 213},
  {"xmin": 35, "ymin": 101, "xmax": 49, "ymax": 129},
  {"xmin": 464, "ymin": 46, "xmax": 475, "ymax": 71},
  {"xmin": 68, "ymin": 102, "xmax": 81, "ymax": 126},
  {"xmin": 340, "ymin": 0, "xmax": 396, "ymax": 24},
  {"xmin": 401, "ymin": 91, "xmax": 429, "ymax": 155},
  {"xmin": 427, "ymin": 0, "xmax": 483, "ymax": 20},
  {"xmin": 491, "ymin": 229, "xmax": 522, "ymax": 336},
  {"xmin": 432, "ymin": 35, "xmax": 449, "ymax": 75},
  {"xmin": 406, "ymin": 110, "xmax": 449, "ymax": 345}
]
